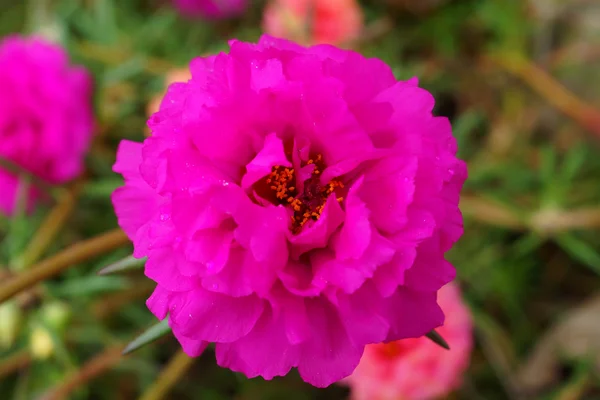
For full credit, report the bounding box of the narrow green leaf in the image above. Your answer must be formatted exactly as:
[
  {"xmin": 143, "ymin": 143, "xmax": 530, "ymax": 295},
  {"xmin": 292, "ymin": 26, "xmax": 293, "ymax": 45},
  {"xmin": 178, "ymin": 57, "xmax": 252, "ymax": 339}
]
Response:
[
  {"xmin": 554, "ymin": 233, "xmax": 600, "ymax": 275},
  {"xmin": 98, "ymin": 255, "xmax": 146, "ymax": 276},
  {"xmin": 123, "ymin": 319, "xmax": 170, "ymax": 355},
  {"xmin": 425, "ymin": 329, "xmax": 450, "ymax": 350},
  {"xmin": 49, "ymin": 276, "xmax": 129, "ymax": 297}
]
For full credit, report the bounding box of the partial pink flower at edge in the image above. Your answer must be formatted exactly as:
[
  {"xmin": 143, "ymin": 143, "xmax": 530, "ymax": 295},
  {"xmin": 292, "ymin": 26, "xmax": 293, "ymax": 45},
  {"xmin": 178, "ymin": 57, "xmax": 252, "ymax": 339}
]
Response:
[
  {"xmin": 262, "ymin": 0, "xmax": 364, "ymax": 46},
  {"xmin": 0, "ymin": 35, "xmax": 94, "ymax": 215},
  {"xmin": 112, "ymin": 35, "xmax": 467, "ymax": 388},
  {"xmin": 173, "ymin": 0, "xmax": 248, "ymax": 19},
  {"xmin": 344, "ymin": 282, "xmax": 473, "ymax": 400}
]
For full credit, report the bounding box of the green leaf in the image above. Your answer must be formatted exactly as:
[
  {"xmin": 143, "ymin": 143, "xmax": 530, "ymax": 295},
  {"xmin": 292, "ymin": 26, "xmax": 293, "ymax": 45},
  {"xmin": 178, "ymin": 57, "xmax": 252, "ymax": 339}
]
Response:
[
  {"xmin": 554, "ymin": 233, "xmax": 600, "ymax": 275},
  {"xmin": 123, "ymin": 319, "xmax": 171, "ymax": 355},
  {"xmin": 49, "ymin": 276, "xmax": 129, "ymax": 297},
  {"xmin": 425, "ymin": 329, "xmax": 450, "ymax": 350},
  {"xmin": 97, "ymin": 255, "xmax": 146, "ymax": 276}
]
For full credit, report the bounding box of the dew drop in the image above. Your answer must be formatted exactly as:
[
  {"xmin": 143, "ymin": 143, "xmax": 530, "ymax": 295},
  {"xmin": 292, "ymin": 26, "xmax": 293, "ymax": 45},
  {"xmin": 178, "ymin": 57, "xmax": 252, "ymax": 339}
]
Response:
[{"xmin": 160, "ymin": 213, "xmax": 171, "ymax": 221}]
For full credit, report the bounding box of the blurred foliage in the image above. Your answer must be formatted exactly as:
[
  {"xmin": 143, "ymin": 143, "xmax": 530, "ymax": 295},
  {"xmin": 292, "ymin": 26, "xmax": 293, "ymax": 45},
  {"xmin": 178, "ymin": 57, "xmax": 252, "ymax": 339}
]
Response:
[{"xmin": 1, "ymin": 0, "xmax": 600, "ymax": 399}]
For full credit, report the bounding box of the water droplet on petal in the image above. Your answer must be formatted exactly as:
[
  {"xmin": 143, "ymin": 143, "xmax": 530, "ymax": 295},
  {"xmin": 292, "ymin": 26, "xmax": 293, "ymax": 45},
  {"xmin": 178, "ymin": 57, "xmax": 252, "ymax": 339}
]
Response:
[{"xmin": 160, "ymin": 213, "xmax": 171, "ymax": 221}]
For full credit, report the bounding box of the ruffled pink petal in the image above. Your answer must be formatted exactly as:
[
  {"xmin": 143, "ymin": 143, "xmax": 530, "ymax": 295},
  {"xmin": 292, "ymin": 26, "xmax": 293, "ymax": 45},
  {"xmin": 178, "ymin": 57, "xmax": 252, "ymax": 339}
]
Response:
[
  {"xmin": 270, "ymin": 286, "xmax": 313, "ymax": 345},
  {"xmin": 184, "ymin": 227, "xmax": 233, "ymax": 275},
  {"xmin": 112, "ymin": 141, "xmax": 161, "ymax": 240},
  {"xmin": 171, "ymin": 288, "xmax": 264, "ymax": 343},
  {"xmin": 361, "ymin": 157, "xmax": 417, "ymax": 234},
  {"xmin": 145, "ymin": 248, "xmax": 199, "ymax": 291},
  {"xmin": 171, "ymin": 192, "xmax": 228, "ymax": 237},
  {"xmin": 439, "ymin": 160, "xmax": 467, "ymax": 251},
  {"xmin": 382, "ymin": 287, "xmax": 444, "ymax": 341},
  {"xmin": 313, "ymin": 230, "xmax": 396, "ymax": 294},
  {"xmin": 216, "ymin": 307, "xmax": 300, "ymax": 380},
  {"xmin": 333, "ymin": 176, "xmax": 370, "ymax": 260},
  {"xmin": 404, "ymin": 234, "xmax": 456, "ymax": 292},
  {"xmin": 241, "ymin": 132, "xmax": 291, "ymax": 190},
  {"xmin": 171, "ymin": 325, "xmax": 208, "ymax": 357},
  {"xmin": 336, "ymin": 281, "xmax": 389, "ymax": 345},
  {"xmin": 234, "ymin": 204, "xmax": 289, "ymax": 293},
  {"xmin": 201, "ymin": 248, "xmax": 253, "ymax": 296},
  {"xmin": 298, "ymin": 299, "xmax": 364, "ymax": 387},
  {"xmin": 146, "ymin": 284, "xmax": 171, "ymax": 320},
  {"xmin": 289, "ymin": 195, "xmax": 345, "ymax": 258},
  {"xmin": 250, "ymin": 59, "xmax": 286, "ymax": 92},
  {"xmin": 278, "ymin": 260, "xmax": 323, "ymax": 297},
  {"xmin": 391, "ymin": 209, "xmax": 437, "ymax": 245},
  {"xmin": 371, "ymin": 247, "xmax": 417, "ymax": 297}
]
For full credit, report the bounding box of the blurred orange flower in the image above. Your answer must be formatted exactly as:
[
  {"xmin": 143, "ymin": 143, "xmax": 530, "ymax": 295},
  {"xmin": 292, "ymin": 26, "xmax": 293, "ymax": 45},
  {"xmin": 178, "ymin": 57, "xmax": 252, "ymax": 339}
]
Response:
[
  {"xmin": 262, "ymin": 0, "xmax": 363, "ymax": 46},
  {"xmin": 344, "ymin": 283, "xmax": 473, "ymax": 400}
]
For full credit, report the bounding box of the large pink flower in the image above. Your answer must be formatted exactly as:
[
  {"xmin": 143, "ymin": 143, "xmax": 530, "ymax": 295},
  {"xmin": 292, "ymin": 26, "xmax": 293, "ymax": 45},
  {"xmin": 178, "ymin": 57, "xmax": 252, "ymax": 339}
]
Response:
[
  {"xmin": 173, "ymin": 0, "xmax": 247, "ymax": 19},
  {"xmin": 112, "ymin": 36, "xmax": 466, "ymax": 387},
  {"xmin": 344, "ymin": 282, "xmax": 473, "ymax": 399},
  {"xmin": 0, "ymin": 35, "xmax": 94, "ymax": 215}
]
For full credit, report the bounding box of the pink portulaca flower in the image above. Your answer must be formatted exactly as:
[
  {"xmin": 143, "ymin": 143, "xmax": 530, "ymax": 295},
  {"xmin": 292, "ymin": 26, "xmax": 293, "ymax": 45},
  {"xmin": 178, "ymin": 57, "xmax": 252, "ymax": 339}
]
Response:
[
  {"xmin": 262, "ymin": 0, "xmax": 363, "ymax": 46},
  {"xmin": 112, "ymin": 35, "xmax": 466, "ymax": 387},
  {"xmin": 173, "ymin": 0, "xmax": 247, "ymax": 19},
  {"xmin": 0, "ymin": 35, "xmax": 94, "ymax": 215},
  {"xmin": 344, "ymin": 282, "xmax": 473, "ymax": 399}
]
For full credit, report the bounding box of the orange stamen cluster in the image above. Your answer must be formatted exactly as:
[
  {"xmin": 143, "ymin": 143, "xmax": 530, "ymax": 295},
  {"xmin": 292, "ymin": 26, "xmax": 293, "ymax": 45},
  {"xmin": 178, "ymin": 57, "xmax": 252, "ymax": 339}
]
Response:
[
  {"xmin": 266, "ymin": 166, "xmax": 296, "ymax": 200},
  {"xmin": 266, "ymin": 154, "xmax": 344, "ymax": 233}
]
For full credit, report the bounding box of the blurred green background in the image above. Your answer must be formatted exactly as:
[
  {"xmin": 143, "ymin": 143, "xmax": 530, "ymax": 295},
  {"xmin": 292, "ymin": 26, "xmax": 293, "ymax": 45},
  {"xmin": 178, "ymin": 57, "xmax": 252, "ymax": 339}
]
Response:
[{"xmin": 1, "ymin": 0, "xmax": 600, "ymax": 399}]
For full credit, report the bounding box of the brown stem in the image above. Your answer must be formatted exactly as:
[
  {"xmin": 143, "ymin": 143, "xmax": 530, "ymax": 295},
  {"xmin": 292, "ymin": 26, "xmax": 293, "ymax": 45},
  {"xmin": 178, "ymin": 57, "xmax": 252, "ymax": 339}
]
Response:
[
  {"xmin": 0, "ymin": 229, "xmax": 130, "ymax": 304},
  {"xmin": 461, "ymin": 195, "xmax": 600, "ymax": 233},
  {"xmin": 138, "ymin": 350, "xmax": 195, "ymax": 400},
  {"xmin": 484, "ymin": 52, "xmax": 600, "ymax": 139},
  {"xmin": 39, "ymin": 345, "xmax": 125, "ymax": 400},
  {"xmin": 0, "ymin": 350, "xmax": 31, "ymax": 379},
  {"xmin": 16, "ymin": 182, "xmax": 83, "ymax": 269},
  {"xmin": 460, "ymin": 195, "xmax": 526, "ymax": 230},
  {"xmin": 529, "ymin": 207, "xmax": 600, "ymax": 234}
]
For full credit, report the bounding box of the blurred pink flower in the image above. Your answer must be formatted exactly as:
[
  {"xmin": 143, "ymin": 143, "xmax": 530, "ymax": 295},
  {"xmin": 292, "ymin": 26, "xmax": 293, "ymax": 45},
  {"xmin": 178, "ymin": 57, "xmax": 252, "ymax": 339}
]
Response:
[
  {"xmin": 173, "ymin": 0, "xmax": 247, "ymax": 19},
  {"xmin": 262, "ymin": 0, "xmax": 363, "ymax": 45},
  {"xmin": 345, "ymin": 282, "xmax": 473, "ymax": 400},
  {"xmin": 0, "ymin": 35, "xmax": 94, "ymax": 215},
  {"xmin": 112, "ymin": 36, "xmax": 466, "ymax": 388}
]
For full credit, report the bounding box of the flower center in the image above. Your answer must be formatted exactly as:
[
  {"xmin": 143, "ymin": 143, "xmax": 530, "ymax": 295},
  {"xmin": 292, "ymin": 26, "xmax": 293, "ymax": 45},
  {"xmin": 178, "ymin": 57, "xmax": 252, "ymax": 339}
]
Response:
[{"xmin": 266, "ymin": 154, "xmax": 344, "ymax": 233}]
